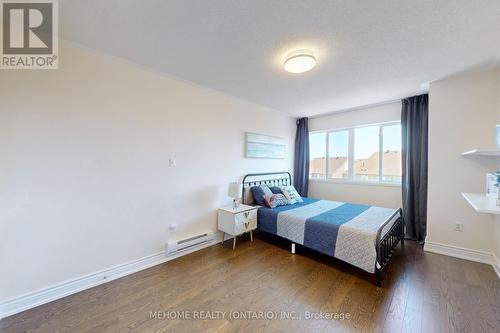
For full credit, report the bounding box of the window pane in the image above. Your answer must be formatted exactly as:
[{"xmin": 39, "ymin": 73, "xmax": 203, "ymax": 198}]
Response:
[
  {"xmin": 354, "ymin": 126, "xmax": 379, "ymax": 181},
  {"xmin": 309, "ymin": 132, "xmax": 327, "ymax": 179},
  {"xmin": 382, "ymin": 124, "xmax": 402, "ymax": 182},
  {"xmin": 328, "ymin": 131, "xmax": 349, "ymax": 179}
]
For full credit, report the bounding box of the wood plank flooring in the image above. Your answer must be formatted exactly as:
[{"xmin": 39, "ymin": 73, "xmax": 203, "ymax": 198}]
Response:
[{"xmin": 1, "ymin": 233, "xmax": 499, "ymax": 333}]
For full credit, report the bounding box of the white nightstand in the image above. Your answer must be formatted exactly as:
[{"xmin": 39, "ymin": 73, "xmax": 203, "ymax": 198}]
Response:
[{"xmin": 218, "ymin": 204, "xmax": 258, "ymax": 250}]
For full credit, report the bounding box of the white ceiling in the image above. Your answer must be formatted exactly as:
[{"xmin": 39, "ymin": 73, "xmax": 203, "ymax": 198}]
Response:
[{"xmin": 60, "ymin": 1, "xmax": 500, "ymax": 117}]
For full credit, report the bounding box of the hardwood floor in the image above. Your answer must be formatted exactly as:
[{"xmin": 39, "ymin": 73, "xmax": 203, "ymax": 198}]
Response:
[{"xmin": 1, "ymin": 233, "xmax": 499, "ymax": 333}]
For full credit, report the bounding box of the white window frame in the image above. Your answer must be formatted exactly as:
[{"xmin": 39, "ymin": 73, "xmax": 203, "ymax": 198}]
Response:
[{"xmin": 309, "ymin": 121, "xmax": 401, "ymax": 187}]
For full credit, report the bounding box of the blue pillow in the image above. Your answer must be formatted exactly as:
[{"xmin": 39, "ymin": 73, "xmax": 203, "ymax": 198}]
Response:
[
  {"xmin": 250, "ymin": 185, "xmax": 273, "ymax": 206},
  {"xmin": 269, "ymin": 186, "xmax": 283, "ymax": 194}
]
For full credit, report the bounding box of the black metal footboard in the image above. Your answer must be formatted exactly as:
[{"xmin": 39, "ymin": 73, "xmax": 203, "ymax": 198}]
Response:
[{"xmin": 374, "ymin": 209, "xmax": 404, "ymax": 287}]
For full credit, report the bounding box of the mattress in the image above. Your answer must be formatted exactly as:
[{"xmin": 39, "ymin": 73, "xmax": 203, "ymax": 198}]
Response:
[{"xmin": 257, "ymin": 197, "xmax": 401, "ymax": 273}]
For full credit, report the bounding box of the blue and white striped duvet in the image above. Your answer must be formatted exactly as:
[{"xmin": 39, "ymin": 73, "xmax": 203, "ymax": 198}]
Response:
[{"xmin": 257, "ymin": 198, "xmax": 400, "ymax": 273}]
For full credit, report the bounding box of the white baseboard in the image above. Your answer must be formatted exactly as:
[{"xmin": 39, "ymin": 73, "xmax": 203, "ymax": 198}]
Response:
[
  {"xmin": 424, "ymin": 241, "xmax": 493, "ymax": 264},
  {"xmin": 493, "ymin": 254, "xmax": 500, "ymax": 280},
  {"xmin": 424, "ymin": 241, "xmax": 500, "ymax": 279},
  {"xmin": 0, "ymin": 234, "xmax": 222, "ymax": 320}
]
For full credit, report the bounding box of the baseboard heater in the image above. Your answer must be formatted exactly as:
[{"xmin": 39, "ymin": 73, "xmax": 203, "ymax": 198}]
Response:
[{"xmin": 166, "ymin": 231, "xmax": 215, "ymax": 255}]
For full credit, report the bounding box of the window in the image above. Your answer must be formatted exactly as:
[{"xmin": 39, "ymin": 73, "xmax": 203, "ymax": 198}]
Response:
[
  {"xmin": 309, "ymin": 132, "xmax": 327, "ymax": 179},
  {"xmin": 382, "ymin": 124, "xmax": 402, "ymax": 182},
  {"xmin": 328, "ymin": 130, "xmax": 349, "ymax": 179},
  {"xmin": 309, "ymin": 122, "xmax": 402, "ymax": 183},
  {"xmin": 354, "ymin": 126, "xmax": 379, "ymax": 181}
]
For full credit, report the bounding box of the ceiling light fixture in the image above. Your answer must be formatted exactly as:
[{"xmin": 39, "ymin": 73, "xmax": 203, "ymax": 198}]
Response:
[{"xmin": 283, "ymin": 50, "xmax": 316, "ymax": 74}]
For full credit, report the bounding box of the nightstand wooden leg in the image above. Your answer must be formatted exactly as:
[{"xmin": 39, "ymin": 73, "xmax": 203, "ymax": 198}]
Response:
[
  {"xmin": 250, "ymin": 230, "xmax": 253, "ymax": 242},
  {"xmin": 233, "ymin": 236, "xmax": 236, "ymax": 250},
  {"xmin": 221, "ymin": 232, "xmax": 224, "ymax": 245}
]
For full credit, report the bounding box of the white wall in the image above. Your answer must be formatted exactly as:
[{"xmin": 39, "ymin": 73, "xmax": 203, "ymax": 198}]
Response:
[
  {"xmin": 427, "ymin": 69, "xmax": 498, "ymax": 253},
  {"xmin": 309, "ymin": 102, "xmax": 401, "ymax": 131},
  {"xmin": 308, "ymin": 102, "xmax": 402, "ymax": 208},
  {"xmin": 495, "ymin": 215, "xmax": 500, "ymax": 267},
  {"xmin": 0, "ymin": 42, "xmax": 295, "ymax": 302}
]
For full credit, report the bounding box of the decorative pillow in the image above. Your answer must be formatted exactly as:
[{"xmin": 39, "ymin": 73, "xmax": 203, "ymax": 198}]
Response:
[
  {"xmin": 269, "ymin": 186, "xmax": 283, "ymax": 194},
  {"xmin": 282, "ymin": 186, "xmax": 304, "ymax": 204},
  {"xmin": 250, "ymin": 185, "xmax": 273, "ymax": 206},
  {"xmin": 264, "ymin": 194, "xmax": 289, "ymax": 209}
]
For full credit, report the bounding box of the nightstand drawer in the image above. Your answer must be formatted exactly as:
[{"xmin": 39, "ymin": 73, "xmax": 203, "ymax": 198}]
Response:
[
  {"xmin": 235, "ymin": 209, "xmax": 257, "ymax": 224},
  {"xmin": 235, "ymin": 218, "xmax": 257, "ymax": 235}
]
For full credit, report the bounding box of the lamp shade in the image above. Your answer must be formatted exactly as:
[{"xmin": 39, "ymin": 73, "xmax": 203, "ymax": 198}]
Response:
[{"xmin": 228, "ymin": 182, "xmax": 243, "ymax": 199}]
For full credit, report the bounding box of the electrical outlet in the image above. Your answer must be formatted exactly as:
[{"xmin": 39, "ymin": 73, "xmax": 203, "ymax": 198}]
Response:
[
  {"xmin": 169, "ymin": 224, "xmax": 177, "ymax": 233},
  {"xmin": 169, "ymin": 157, "xmax": 176, "ymax": 167},
  {"xmin": 454, "ymin": 222, "xmax": 463, "ymax": 232}
]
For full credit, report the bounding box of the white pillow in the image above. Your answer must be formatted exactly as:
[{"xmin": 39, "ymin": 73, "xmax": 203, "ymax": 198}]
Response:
[{"xmin": 282, "ymin": 186, "xmax": 303, "ymax": 204}]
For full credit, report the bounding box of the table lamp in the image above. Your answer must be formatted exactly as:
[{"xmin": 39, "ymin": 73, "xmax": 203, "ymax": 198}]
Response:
[{"xmin": 228, "ymin": 182, "xmax": 243, "ymax": 210}]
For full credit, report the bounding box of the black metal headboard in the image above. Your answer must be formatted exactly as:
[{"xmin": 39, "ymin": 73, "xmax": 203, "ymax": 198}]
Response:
[{"xmin": 241, "ymin": 172, "xmax": 292, "ymax": 204}]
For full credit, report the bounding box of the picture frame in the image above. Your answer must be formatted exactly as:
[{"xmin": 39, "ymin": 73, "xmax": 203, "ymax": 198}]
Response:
[{"xmin": 245, "ymin": 132, "xmax": 286, "ymax": 159}]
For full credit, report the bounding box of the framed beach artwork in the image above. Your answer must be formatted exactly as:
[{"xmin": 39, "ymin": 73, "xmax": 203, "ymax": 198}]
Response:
[{"xmin": 246, "ymin": 132, "xmax": 286, "ymax": 159}]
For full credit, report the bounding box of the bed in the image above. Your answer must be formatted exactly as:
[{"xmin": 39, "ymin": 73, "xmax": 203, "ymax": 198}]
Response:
[{"xmin": 242, "ymin": 172, "xmax": 404, "ymax": 286}]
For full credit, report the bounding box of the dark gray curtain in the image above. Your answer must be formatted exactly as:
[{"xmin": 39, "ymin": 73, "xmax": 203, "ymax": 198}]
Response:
[
  {"xmin": 294, "ymin": 117, "xmax": 310, "ymax": 196},
  {"xmin": 402, "ymin": 94, "xmax": 428, "ymax": 244}
]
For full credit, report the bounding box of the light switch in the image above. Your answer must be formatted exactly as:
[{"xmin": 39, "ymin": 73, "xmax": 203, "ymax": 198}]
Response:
[{"xmin": 169, "ymin": 157, "xmax": 176, "ymax": 167}]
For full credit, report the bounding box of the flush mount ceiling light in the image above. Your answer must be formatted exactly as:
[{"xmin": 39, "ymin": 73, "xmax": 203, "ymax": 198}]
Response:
[{"xmin": 283, "ymin": 50, "xmax": 316, "ymax": 74}]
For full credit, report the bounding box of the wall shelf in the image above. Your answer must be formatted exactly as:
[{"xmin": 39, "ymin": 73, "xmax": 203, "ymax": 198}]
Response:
[
  {"xmin": 461, "ymin": 192, "xmax": 500, "ymax": 214},
  {"xmin": 461, "ymin": 149, "xmax": 500, "ymax": 156}
]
